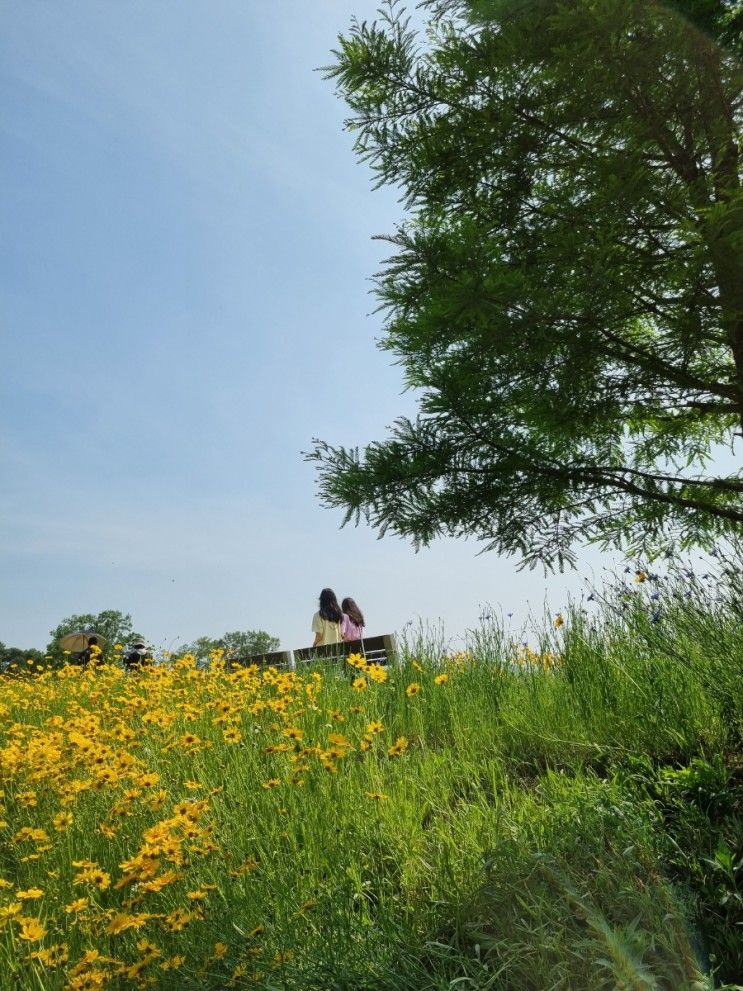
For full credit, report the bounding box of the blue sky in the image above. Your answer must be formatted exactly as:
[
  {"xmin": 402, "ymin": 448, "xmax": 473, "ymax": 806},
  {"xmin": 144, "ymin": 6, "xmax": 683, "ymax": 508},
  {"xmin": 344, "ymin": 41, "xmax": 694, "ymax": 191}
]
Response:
[{"xmin": 0, "ymin": 1, "xmax": 621, "ymax": 654}]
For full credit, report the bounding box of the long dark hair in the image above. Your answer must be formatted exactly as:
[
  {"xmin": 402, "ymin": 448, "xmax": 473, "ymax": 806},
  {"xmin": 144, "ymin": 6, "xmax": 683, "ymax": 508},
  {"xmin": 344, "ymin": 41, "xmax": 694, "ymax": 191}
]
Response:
[
  {"xmin": 319, "ymin": 588, "xmax": 342, "ymax": 624},
  {"xmin": 341, "ymin": 597, "xmax": 364, "ymax": 628}
]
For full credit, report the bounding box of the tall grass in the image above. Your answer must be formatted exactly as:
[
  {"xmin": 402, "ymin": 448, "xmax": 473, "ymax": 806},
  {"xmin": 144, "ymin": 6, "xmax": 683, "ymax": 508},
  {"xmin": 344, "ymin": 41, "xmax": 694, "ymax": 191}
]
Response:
[{"xmin": 0, "ymin": 565, "xmax": 741, "ymax": 990}]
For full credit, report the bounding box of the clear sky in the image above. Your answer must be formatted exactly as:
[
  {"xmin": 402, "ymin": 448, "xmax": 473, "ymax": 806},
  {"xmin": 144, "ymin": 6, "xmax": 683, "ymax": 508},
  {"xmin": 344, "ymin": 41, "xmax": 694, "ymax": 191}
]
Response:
[{"xmin": 1, "ymin": 0, "xmax": 620, "ymax": 654}]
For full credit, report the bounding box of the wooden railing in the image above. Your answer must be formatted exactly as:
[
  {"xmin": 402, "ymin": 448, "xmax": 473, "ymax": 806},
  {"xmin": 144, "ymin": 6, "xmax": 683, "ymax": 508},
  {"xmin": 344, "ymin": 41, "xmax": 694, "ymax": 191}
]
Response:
[{"xmin": 234, "ymin": 634, "xmax": 398, "ymax": 670}]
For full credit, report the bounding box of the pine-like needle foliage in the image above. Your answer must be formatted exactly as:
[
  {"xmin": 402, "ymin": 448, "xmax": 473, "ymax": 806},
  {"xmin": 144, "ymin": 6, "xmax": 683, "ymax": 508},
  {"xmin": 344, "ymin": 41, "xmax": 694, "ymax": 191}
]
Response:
[{"xmin": 309, "ymin": 0, "xmax": 743, "ymax": 567}]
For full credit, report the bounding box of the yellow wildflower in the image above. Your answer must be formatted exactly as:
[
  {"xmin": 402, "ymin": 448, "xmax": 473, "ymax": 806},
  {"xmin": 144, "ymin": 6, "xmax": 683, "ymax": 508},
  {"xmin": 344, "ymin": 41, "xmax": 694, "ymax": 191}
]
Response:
[
  {"xmin": 367, "ymin": 664, "xmax": 388, "ymax": 684},
  {"xmin": 160, "ymin": 955, "xmax": 185, "ymax": 970},
  {"xmin": 29, "ymin": 943, "xmax": 69, "ymax": 967},
  {"xmin": 17, "ymin": 916, "xmax": 46, "ymax": 941},
  {"xmin": 388, "ymin": 736, "xmax": 409, "ymax": 758},
  {"xmin": 65, "ymin": 897, "xmax": 89, "ymax": 914},
  {"xmin": 53, "ymin": 811, "xmax": 73, "ymax": 831}
]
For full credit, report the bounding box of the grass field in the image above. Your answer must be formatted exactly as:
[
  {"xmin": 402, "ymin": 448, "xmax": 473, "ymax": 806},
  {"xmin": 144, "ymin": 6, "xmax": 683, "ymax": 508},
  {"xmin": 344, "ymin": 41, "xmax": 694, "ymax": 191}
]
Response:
[{"xmin": 1, "ymin": 566, "xmax": 741, "ymax": 990}]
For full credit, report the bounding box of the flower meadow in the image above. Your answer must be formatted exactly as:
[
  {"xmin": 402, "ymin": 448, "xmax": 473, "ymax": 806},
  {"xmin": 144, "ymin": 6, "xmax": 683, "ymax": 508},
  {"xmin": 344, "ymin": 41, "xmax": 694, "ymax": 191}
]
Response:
[{"xmin": 1, "ymin": 572, "xmax": 742, "ymax": 991}]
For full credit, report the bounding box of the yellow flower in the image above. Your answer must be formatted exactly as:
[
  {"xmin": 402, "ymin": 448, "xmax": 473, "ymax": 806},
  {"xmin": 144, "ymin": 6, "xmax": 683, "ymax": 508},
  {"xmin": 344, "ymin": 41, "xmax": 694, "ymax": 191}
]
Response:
[
  {"xmin": 16, "ymin": 888, "xmax": 44, "ymax": 900},
  {"xmin": 367, "ymin": 664, "xmax": 388, "ymax": 684},
  {"xmin": 434, "ymin": 673, "xmax": 449, "ymax": 685},
  {"xmin": 272, "ymin": 950, "xmax": 294, "ymax": 969},
  {"xmin": 283, "ymin": 726, "xmax": 303, "ymax": 740},
  {"xmin": 351, "ymin": 677, "xmax": 367, "ymax": 692},
  {"xmin": 554, "ymin": 613, "xmax": 565, "ymax": 628},
  {"xmin": 120, "ymin": 959, "xmax": 150, "ymax": 979},
  {"xmin": 327, "ymin": 732, "xmax": 350, "ymax": 748},
  {"xmin": 213, "ymin": 942, "xmax": 228, "ymax": 959},
  {"xmin": 73, "ymin": 867, "xmax": 111, "ymax": 890},
  {"xmin": 53, "ymin": 811, "xmax": 73, "ymax": 831},
  {"xmin": 14, "ymin": 827, "xmax": 49, "ymax": 844},
  {"xmin": 405, "ymin": 682, "xmax": 421, "ymax": 697},
  {"xmin": 140, "ymin": 870, "xmax": 183, "ymax": 893},
  {"xmin": 387, "ymin": 736, "xmax": 409, "ymax": 758},
  {"xmin": 262, "ymin": 778, "xmax": 281, "ymax": 789},
  {"xmin": 366, "ymin": 720, "xmax": 384, "ymax": 734},
  {"xmin": 365, "ymin": 791, "xmax": 388, "ymax": 800},
  {"xmin": 163, "ymin": 907, "xmax": 200, "ymax": 932},
  {"xmin": 105, "ymin": 912, "xmax": 154, "ymax": 935},
  {"xmin": 634, "ymin": 570, "xmax": 647, "ymax": 583},
  {"xmin": 29, "ymin": 943, "xmax": 69, "ymax": 967},
  {"xmin": 223, "ymin": 727, "xmax": 242, "ymax": 744},
  {"xmin": 136, "ymin": 938, "xmax": 160, "ymax": 957},
  {"xmin": 230, "ymin": 963, "xmax": 248, "ymax": 983},
  {"xmin": 17, "ymin": 916, "xmax": 46, "ymax": 941},
  {"xmin": 65, "ymin": 897, "xmax": 89, "ymax": 914},
  {"xmin": 160, "ymin": 955, "xmax": 185, "ymax": 970},
  {"xmin": 230, "ymin": 858, "xmax": 258, "ymax": 878}
]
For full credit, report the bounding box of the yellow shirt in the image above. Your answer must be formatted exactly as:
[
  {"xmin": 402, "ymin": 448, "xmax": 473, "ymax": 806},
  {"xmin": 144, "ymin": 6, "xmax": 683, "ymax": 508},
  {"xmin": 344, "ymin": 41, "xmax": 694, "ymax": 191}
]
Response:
[{"xmin": 311, "ymin": 612, "xmax": 342, "ymax": 645}]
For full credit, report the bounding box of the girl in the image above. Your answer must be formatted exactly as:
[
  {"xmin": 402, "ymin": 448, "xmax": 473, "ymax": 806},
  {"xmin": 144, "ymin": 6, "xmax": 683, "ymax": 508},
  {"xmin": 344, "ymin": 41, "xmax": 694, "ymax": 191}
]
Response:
[
  {"xmin": 341, "ymin": 597, "xmax": 365, "ymax": 642},
  {"xmin": 311, "ymin": 588, "xmax": 343, "ymax": 646}
]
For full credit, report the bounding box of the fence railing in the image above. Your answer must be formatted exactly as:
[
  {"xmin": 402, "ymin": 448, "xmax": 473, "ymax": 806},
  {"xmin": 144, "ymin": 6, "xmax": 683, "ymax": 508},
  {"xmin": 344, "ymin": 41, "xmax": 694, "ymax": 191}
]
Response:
[{"xmin": 234, "ymin": 633, "xmax": 398, "ymax": 670}]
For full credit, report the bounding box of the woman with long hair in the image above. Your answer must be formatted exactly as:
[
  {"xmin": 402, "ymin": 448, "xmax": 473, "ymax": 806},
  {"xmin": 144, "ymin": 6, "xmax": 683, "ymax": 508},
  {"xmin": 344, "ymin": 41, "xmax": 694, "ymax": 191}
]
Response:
[
  {"xmin": 311, "ymin": 588, "xmax": 343, "ymax": 646},
  {"xmin": 341, "ymin": 597, "xmax": 365, "ymax": 642}
]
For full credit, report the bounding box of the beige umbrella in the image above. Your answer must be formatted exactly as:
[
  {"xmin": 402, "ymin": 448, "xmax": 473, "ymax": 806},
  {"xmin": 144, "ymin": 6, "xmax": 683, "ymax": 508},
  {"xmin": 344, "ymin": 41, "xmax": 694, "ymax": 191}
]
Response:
[{"xmin": 59, "ymin": 631, "xmax": 107, "ymax": 653}]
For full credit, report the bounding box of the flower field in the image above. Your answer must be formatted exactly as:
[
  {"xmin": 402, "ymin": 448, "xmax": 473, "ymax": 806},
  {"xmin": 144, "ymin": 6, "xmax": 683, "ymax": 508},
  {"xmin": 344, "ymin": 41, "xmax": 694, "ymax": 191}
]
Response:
[{"xmin": 1, "ymin": 574, "xmax": 742, "ymax": 990}]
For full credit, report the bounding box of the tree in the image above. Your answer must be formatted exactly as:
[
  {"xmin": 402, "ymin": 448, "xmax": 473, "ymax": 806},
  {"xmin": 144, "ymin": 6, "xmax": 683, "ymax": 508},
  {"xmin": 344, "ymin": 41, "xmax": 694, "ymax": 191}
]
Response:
[
  {"xmin": 179, "ymin": 630, "xmax": 281, "ymax": 664},
  {"xmin": 47, "ymin": 610, "xmax": 134, "ymax": 662},
  {"xmin": 0, "ymin": 641, "xmax": 45, "ymax": 673},
  {"xmin": 220, "ymin": 630, "xmax": 281, "ymax": 659},
  {"xmin": 308, "ymin": 0, "xmax": 743, "ymax": 567}
]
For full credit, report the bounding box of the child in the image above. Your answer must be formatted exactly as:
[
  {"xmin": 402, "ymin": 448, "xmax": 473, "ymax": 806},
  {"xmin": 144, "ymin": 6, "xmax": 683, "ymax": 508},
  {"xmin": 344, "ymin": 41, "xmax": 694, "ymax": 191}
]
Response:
[
  {"xmin": 341, "ymin": 597, "xmax": 365, "ymax": 642},
  {"xmin": 311, "ymin": 588, "xmax": 343, "ymax": 646}
]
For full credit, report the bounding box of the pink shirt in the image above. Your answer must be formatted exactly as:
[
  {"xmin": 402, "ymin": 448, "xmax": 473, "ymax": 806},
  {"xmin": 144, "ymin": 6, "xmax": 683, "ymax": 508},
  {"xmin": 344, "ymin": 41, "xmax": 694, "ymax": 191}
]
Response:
[{"xmin": 341, "ymin": 614, "xmax": 365, "ymax": 642}]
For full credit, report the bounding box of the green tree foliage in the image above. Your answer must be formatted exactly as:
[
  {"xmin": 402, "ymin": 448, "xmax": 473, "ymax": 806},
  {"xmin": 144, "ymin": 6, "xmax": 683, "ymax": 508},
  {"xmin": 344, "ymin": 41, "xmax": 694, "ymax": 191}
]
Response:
[
  {"xmin": 47, "ymin": 610, "xmax": 134, "ymax": 662},
  {"xmin": 309, "ymin": 0, "xmax": 743, "ymax": 567},
  {"xmin": 0, "ymin": 641, "xmax": 45, "ymax": 673},
  {"xmin": 180, "ymin": 630, "xmax": 281, "ymax": 663}
]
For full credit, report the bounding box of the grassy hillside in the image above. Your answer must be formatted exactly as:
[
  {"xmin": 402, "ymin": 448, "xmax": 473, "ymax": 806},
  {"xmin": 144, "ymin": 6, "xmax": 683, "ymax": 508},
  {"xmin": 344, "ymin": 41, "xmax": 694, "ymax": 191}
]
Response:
[{"xmin": 1, "ymin": 568, "xmax": 741, "ymax": 990}]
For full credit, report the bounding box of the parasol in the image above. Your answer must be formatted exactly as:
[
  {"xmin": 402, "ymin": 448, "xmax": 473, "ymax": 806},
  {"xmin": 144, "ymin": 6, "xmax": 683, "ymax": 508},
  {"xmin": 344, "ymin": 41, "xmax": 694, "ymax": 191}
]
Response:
[{"xmin": 59, "ymin": 631, "xmax": 107, "ymax": 653}]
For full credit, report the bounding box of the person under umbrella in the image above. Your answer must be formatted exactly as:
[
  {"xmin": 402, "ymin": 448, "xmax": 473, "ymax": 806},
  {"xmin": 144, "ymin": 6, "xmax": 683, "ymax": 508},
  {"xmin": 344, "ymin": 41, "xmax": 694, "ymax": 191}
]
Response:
[
  {"xmin": 59, "ymin": 631, "xmax": 106, "ymax": 666},
  {"xmin": 78, "ymin": 636, "xmax": 103, "ymax": 666}
]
